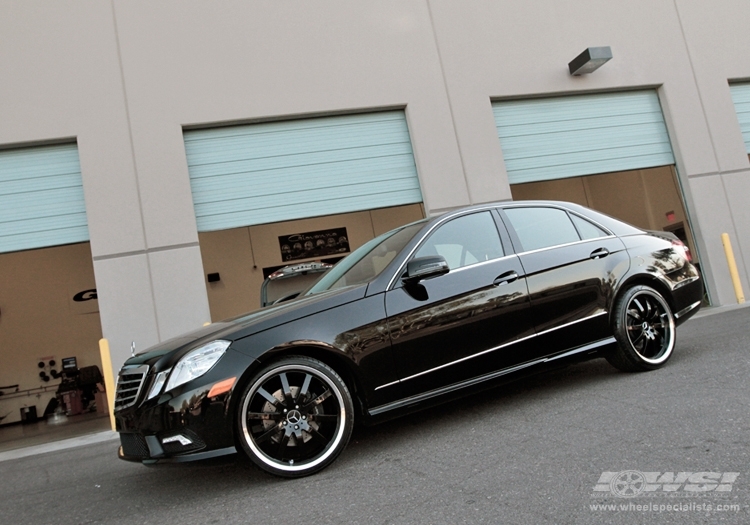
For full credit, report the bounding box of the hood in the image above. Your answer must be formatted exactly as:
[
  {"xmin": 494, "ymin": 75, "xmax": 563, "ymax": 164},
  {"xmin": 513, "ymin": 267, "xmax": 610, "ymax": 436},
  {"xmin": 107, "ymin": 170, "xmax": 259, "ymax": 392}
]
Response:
[
  {"xmin": 122, "ymin": 284, "xmax": 367, "ymax": 369},
  {"xmin": 224, "ymin": 284, "xmax": 366, "ymax": 339}
]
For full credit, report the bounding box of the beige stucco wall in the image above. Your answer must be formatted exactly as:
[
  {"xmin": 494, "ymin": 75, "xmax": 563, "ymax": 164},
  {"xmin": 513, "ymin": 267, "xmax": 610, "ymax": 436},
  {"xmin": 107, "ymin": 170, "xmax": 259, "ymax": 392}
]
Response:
[
  {"xmin": 1, "ymin": 1, "xmax": 749, "ymax": 377},
  {"xmin": 672, "ymin": 0, "xmax": 750, "ymax": 306},
  {"xmin": 427, "ymin": 0, "xmax": 750, "ymax": 304}
]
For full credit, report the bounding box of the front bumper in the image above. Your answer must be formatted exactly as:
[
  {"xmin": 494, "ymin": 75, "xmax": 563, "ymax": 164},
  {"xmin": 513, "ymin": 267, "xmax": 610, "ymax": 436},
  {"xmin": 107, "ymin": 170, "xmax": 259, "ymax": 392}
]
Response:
[
  {"xmin": 115, "ymin": 349, "xmax": 256, "ymax": 464},
  {"xmin": 116, "ymin": 384, "xmax": 235, "ymax": 463},
  {"xmin": 117, "ymin": 436, "xmax": 236, "ymax": 464}
]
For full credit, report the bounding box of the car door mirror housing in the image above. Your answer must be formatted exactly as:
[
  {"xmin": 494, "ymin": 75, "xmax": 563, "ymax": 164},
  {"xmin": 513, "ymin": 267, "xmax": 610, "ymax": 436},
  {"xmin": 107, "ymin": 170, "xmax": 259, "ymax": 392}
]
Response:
[{"xmin": 403, "ymin": 255, "xmax": 450, "ymax": 285}]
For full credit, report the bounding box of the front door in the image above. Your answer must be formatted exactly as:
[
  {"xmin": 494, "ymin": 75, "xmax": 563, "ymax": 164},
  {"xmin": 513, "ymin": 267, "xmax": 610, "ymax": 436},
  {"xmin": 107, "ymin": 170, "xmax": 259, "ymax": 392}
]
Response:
[{"xmin": 385, "ymin": 210, "xmax": 536, "ymax": 399}]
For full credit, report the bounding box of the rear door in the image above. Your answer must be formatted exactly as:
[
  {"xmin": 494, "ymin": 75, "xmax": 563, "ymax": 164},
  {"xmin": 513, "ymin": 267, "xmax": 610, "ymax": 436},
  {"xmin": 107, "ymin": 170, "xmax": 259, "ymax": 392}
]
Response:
[{"xmin": 500, "ymin": 205, "xmax": 630, "ymax": 360}]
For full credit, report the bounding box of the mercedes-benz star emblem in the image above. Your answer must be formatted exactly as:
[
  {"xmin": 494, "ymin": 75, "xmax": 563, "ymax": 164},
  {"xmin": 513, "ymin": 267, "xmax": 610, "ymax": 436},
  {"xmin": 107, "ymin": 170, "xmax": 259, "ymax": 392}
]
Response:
[{"xmin": 286, "ymin": 410, "xmax": 302, "ymax": 425}]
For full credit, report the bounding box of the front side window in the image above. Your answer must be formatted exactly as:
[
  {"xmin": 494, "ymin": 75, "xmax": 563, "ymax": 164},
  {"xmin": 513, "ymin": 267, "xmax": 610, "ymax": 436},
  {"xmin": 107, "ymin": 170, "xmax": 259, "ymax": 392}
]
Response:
[
  {"xmin": 414, "ymin": 211, "xmax": 504, "ymax": 270},
  {"xmin": 306, "ymin": 222, "xmax": 425, "ymax": 294},
  {"xmin": 504, "ymin": 207, "xmax": 580, "ymax": 252}
]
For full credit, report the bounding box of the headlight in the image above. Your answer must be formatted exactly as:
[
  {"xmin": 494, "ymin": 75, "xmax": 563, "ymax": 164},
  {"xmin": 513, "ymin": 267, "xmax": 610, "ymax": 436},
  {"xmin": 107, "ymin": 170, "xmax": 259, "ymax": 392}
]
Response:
[{"xmin": 164, "ymin": 340, "xmax": 231, "ymax": 393}]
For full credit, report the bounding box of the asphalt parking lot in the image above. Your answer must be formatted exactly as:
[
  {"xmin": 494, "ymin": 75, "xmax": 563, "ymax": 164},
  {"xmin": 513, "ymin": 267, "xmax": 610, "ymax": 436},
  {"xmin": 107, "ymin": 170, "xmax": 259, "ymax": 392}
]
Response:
[{"xmin": 1, "ymin": 306, "xmax": 748, "ymax": 525}]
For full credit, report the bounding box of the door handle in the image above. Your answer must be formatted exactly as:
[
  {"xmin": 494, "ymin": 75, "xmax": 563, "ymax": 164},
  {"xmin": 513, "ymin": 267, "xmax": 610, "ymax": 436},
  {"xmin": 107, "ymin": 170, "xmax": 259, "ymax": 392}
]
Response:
[
  {"xmin": 590, "ymin": 248, "xmax": 610, "ymax": 260},
  {"xmin": 493, "ymin": 271, "xmax": 518, "ymax": 286}
]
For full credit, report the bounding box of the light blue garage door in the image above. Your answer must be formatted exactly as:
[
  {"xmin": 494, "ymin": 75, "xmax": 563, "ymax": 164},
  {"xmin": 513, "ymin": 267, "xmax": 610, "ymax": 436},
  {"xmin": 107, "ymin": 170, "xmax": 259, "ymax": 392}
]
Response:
[
  {"xmin": 184, "ymin": 110, "xmax": 423, "ymax": 232},
  {"xmin": 730, "ymin": 83, "xmax": 750, "ymax": 153},
  {"xmin": 0, "ymin": 143, "xmax": 89, "ymax": 254},
  {"xmin": 493, "ymin": 91, "xmax": 675, "ymax": 184}
]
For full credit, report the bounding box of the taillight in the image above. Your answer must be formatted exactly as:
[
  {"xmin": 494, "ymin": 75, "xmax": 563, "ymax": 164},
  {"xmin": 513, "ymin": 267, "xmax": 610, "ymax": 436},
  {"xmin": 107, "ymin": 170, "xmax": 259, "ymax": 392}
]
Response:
[{"xmin": 671, "ymin": 239, "xmax": 692, "ymax": 263}]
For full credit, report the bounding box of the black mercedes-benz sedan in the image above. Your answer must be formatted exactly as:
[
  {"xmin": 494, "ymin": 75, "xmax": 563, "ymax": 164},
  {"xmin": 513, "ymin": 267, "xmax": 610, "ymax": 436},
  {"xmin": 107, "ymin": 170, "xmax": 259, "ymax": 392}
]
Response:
[{"xmin": 114, "ymin": 201, "xmax": 702, "ymax": 477}]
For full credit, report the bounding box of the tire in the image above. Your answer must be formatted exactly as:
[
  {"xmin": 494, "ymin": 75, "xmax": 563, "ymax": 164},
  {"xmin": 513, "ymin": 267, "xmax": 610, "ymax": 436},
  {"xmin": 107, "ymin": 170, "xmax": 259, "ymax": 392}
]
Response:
[
  {"xmin": 606, "ymin": 285, "xmax": 676, "ymax": 372},
  {"xmin": 236, "ymin": 356, "xmax": 354, "ymax": 478}
]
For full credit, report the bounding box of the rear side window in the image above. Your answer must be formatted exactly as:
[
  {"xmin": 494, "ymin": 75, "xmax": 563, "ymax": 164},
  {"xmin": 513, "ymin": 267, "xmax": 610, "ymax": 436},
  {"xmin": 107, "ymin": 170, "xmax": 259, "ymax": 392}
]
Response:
[
  {"xmin": 571, "ymin": 214, "xmax": 609, "ymax": 240},
  {"xmin": 504, "ymin": 207, "xmax": 580, "ymax": 251}
]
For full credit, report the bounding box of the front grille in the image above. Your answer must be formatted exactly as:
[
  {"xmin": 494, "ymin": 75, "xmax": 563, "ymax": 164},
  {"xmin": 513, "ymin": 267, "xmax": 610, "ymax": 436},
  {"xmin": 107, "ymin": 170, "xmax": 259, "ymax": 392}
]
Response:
[
  {"xmin": 120, "ymin": 433, "xmax": 149, "ymax": 458},
  {"xmin": 115, "ymin": 365, "xmax": 148, "ymax": 410}
]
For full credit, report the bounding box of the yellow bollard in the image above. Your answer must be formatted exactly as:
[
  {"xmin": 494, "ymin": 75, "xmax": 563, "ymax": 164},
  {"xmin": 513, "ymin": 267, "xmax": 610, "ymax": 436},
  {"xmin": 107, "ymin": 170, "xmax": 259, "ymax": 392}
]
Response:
[
  {"xmin": 98, "ymin": 338, "xmax": 118, "ymax": 431},
  {"xmin": 721, "ymin": 233, "xmax": 746, "ymax": 304}
]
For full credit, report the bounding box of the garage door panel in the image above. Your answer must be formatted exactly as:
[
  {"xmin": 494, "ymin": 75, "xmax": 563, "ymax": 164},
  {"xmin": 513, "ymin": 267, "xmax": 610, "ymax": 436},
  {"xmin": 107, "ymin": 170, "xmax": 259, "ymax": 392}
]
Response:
[
  {"xmin": 185, "ymin": 127, "xmax": 411, "ymax": 166},
  {"xmin": 0, "ymin": 172, "xmax": 85, "ymax": 196},
  {"xmin": 506, "ymin": 143, "xmax": 674, "ymax": 172},
  {"xmin": 196, "ymin": 177, "xmax": 422, "ymax": 219},
  {"xmin": 0, "ymin": 143, "xmax": 89, "ymax": 253},
  {"xmin": 500, "ymin": 129, "xmax": 672, "ymax": 161},
  {"xmin": 496, "ymin": 112, "xmax": 667, "ymax": 139},
  {"xmin": 495, "ymin": 92, "xmax": 664, "ymax": 123},
  {"xmin": 508, "ymin": 153, "xmax": 675, "ymax": 185},
  {"xmin": 494, "ymin": 91, "xmax": 675, "ymax": 184},
  {"xmin": 2, "ymin": 212, "xmax": 88, "ymax": 237},
  {"xmin": 730, "ymin": 83, "xmax": 750, "ymax": 153},
  {"xmin": 0, "ymin": 189, "xmax": 87, "ymax": 224},
  {"xmin": 185, "ymin": 115, "xmax": 410, "ymax": 163},
  {"xmin": 0, "ymin": 146, "xmax": 80, "ymax": 177},
  {"xmin": 197, "ymin": 189, "xmax": 422, "ymax": 232},
  {"xmin": 186, "ymin": 111, "xmax": 406, "ymax": 142},
  {"xmin": 190, "ymin": 156, "xmax": 417, "ymax": 202},
  {"xmin": 187, "ymin": 142, "xmax": 415, "ymax": 180},
  {"xmin": 185, "ymin": 110, "xmax": 422, "ymax": 231},
  {"xmin": 1, "ymin": 229, "xmax": 88, "ymax": 254}
]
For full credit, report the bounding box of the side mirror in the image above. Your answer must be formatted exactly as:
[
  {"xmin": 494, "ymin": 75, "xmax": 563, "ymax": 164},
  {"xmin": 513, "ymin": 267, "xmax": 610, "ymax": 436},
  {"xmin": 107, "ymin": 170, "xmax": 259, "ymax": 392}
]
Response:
[{"xmin": 403, "ymin": 255, "xmax": 449, "ymax": 285}]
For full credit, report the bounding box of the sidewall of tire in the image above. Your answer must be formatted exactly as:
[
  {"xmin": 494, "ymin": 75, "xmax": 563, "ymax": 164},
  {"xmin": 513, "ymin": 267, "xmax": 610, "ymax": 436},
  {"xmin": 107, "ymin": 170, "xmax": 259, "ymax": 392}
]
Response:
[
  {"xmin": 236, "ymin": 356, "xmax": 354, "ymax": 478},
  {"xmin": 609, "ymin": 285, "xmax": 676, "ymax": 372}
]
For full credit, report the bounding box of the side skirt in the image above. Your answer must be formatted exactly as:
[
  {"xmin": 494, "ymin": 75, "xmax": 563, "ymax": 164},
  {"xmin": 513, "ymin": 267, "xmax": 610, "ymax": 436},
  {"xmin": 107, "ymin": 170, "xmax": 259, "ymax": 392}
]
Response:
[{"xmin": 368, "ymin": 337, "xmax": 616, "ymax": 417}]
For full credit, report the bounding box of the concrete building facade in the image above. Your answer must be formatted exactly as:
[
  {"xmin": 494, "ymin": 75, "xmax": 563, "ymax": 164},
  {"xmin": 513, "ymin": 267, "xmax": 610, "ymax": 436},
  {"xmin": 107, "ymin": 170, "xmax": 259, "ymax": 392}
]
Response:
[{"xmin": 1, "ymin": 1, "xmax": 749, "ymax": 422}]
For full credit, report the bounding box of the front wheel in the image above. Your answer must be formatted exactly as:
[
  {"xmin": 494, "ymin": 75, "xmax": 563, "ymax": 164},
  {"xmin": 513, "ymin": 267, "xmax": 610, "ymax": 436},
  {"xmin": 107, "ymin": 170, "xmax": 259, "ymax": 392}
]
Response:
[
  {"xmin": 236, "ymin": 356, "xmax": 354, "ymax": 478},
  {"xmin": 607, "ymin": 285, "xmax": 676, "ymax": 372}
]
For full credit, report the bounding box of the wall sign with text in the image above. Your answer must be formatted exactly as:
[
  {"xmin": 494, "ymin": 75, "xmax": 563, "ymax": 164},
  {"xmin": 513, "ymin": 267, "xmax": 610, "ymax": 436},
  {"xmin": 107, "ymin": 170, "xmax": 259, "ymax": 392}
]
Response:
[{"xmin": 278, "ymin": 228, "xmax": 350, "ymax": 262}]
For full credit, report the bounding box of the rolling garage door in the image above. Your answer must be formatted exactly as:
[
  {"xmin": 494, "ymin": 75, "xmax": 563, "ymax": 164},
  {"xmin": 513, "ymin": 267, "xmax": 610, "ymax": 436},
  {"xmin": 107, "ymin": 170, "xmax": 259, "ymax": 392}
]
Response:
[
  {"xmin": 185, "ymin": 110, "xmax": 423, "ymax": 232},
  {"xmin": 0, "ymin": 143, "xmax": 88, "ymax": 253},
  {"xmin": 730, "ymin": 83, "xmax": 750, "ymax": 153},
  {"xmin": 493, "ymin": 91, "xmax": 675, "ymax": 184}
]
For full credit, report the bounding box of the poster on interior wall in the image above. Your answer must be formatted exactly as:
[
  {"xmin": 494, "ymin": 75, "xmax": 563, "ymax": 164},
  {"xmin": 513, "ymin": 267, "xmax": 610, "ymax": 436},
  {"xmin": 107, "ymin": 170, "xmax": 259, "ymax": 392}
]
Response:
[{"xmin": 278, "ymin": 227, "xmax": 350, "ymax": 262}]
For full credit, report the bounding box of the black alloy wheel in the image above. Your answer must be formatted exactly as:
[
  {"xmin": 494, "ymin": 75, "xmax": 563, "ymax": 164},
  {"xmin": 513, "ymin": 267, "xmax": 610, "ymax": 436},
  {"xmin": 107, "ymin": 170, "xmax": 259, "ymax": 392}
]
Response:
[
  {"xmin": 607, "ymin": 285, "xmax": 676, "ymax": 372},
  {"xmin": 237, "ymin": 356, "xmax": 354, "ymax": 478}
]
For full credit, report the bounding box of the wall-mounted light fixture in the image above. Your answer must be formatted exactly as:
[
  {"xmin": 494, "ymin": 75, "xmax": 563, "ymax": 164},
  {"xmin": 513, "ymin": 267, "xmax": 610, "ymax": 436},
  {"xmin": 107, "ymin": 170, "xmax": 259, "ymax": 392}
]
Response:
[{"xmin": 568, "ymin": 46, "xmax": 612, "ymax": 75}]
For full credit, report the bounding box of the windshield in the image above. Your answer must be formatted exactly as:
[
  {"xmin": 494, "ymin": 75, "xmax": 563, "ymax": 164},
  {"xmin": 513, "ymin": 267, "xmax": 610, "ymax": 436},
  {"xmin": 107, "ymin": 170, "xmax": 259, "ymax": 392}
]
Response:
[{"xmin": 305, "ymin": 221, "xmax": 425, "ymax": 295}]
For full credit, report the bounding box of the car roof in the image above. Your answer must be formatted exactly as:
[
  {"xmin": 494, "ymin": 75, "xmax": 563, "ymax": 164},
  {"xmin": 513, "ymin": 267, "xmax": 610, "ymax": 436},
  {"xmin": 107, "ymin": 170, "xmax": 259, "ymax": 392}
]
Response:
[{"xmin": 431, "ymin": 200, "xmax": 643, "ymax": 237}]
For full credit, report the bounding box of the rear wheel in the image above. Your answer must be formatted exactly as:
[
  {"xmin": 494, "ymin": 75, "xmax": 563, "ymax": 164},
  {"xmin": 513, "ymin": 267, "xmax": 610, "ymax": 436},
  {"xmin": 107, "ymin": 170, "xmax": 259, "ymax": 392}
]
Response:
[
  {"xmin": 236, "ymin": 356, "xmax": 353, "ymax": 478},
  {"xmin": 607, "ymin": 285, "xmax": 676, "ymax": 372}
]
